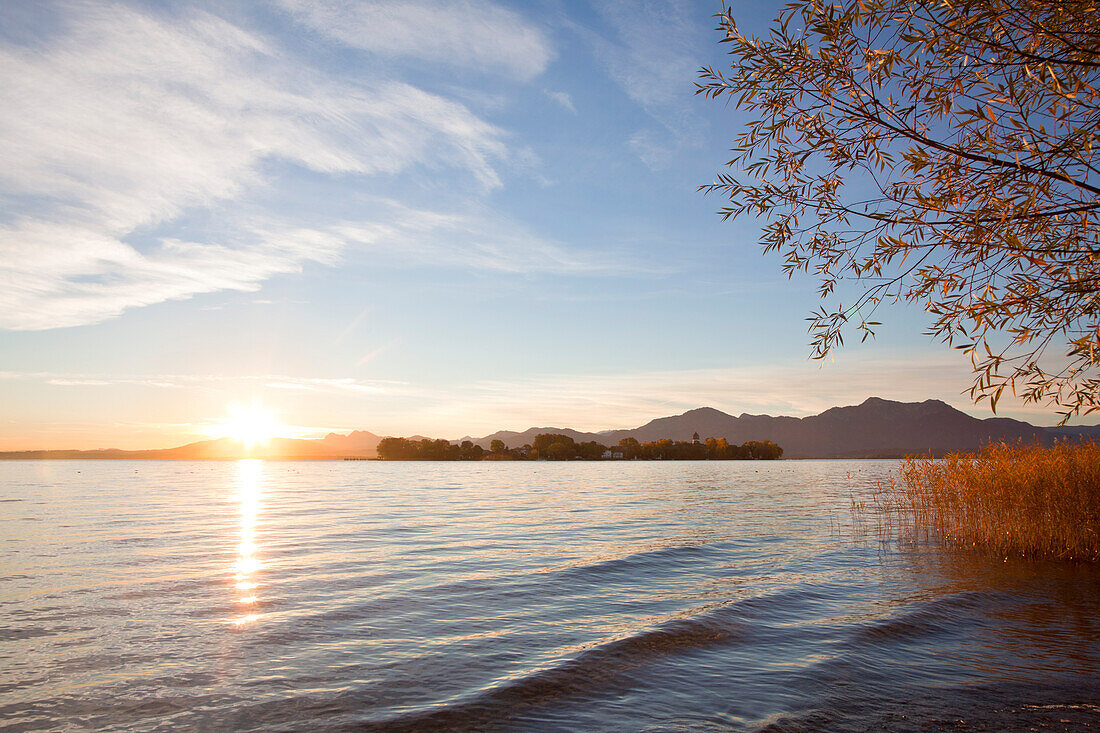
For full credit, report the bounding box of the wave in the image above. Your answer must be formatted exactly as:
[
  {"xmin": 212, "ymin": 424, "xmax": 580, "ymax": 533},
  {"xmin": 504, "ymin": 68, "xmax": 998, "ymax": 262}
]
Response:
[
  {"xmin": 849, "ymin": 589, "xmax": 1004, "ymax": 644},
  {"xmin": 345, "ymin": 593, "xmax": 806, "ymax": 731}
]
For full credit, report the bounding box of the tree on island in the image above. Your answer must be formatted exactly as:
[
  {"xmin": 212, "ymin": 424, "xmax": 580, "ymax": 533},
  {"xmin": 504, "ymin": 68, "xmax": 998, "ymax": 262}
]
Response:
[
  {"xmin": 460, "ymin": 441, "xmax": 484, "ymax": 460},
  {"xmin": 698, "ymin": 0, "xmax": 1100, "ymax": 419},
  {"xmin": 618, "ymin": 437, "xmax": 641, "ymax": 459},
  {"xmin": 532, "ymin": 433, "xmax": 578, "ymax": 460},
  {"xmin": 377, "ymin": 437, "xmax": 460, "ymax": 460}
]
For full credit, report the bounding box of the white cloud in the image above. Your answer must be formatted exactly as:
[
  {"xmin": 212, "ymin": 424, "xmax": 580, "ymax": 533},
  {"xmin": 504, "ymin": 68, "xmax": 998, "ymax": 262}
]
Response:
[
  {"xmin": 403, "ymin": 355, "xmax": 1071, "ymax": 435},
  {"xmin": 262, "ymin": 377, "xmax": 392, "ymax": 395},
  {"xmin": 323, "ymin": 199, "xmax": 624, "ymax": 274},
  {"xmin": 0, "ymin": 371, "xmax": 407, "ymax": 395},
  {"xmin": 628, "ymin": 128, "xmax": 677, "ymax": 170},
  {"xmin": 0, "ymin": 2, "xmax": 514, "ymax": 330},
  {"xmin": 590, "ymin": 0, "xmax": 698, "ymax": 109},
  {"xmin": 277, "ymin": 0, "xmax": 554, "ymax": 80},
  {"xmin": 0, "ymin": 221, "xmax": 345, "ymax": 330},
  {"xmin": 583, "ymin": 0, "xmax": 704, "ymax": 168},
  {"xmin": 545, "ymin": 89, "xmax": 576, "ymax": 112}
]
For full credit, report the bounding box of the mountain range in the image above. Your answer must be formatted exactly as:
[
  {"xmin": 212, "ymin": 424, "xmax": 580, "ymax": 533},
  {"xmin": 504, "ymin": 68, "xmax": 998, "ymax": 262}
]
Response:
[
  {"xmin": 465, "ymin": 397, "xmax": 1096, "ymax": 458},
  {"xmin": 3, "ymin": 397, "xmax": 1098, "ymax": 460}
]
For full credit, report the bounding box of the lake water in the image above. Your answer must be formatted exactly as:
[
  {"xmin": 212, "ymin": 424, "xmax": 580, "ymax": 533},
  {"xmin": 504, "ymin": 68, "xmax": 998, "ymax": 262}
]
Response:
[{"xmin": 1, "ymin": 459, "xmax": 1099, "ymax": 731}]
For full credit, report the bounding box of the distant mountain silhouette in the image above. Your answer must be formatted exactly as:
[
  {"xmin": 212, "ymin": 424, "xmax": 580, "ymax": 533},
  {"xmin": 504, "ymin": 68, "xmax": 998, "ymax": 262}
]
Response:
[
  {"xmin": 2, "ymin": 398, "xmax": 1093, "ymax": 460},
  {"xmin": 597, "ymin": 398, "xmax": 1045, "ymax": 458},
  {"xmin": 314, "ymin": 430, "xmax": 383, "ymax": 455},
  {"xmin": 460, "ymin": 427, "xmax": 599, "ymax": 449},
  {"xmin": 1047, "ymin": 425, "xmax": 1100, "ymax": 442},
  {"xmin": 0, "ymin": 430, "xmax": 383, "ymax": 460},
  {"xmin": 470, "ymin": 397, "xmax": 1057, "ymax": 458}
]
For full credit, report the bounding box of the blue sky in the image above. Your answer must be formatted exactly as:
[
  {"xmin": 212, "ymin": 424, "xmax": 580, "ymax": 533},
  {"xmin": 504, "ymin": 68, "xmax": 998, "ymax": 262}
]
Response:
[{"xmin": 0, "ymin": 0, "xmax": 1074, "ymax": 449}]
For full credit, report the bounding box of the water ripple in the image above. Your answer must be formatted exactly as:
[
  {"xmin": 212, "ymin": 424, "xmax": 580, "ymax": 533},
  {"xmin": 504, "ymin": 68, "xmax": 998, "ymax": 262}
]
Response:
[{"xmin": 0, "ymin": 459, "xmax": 1098, "ymax": 731}]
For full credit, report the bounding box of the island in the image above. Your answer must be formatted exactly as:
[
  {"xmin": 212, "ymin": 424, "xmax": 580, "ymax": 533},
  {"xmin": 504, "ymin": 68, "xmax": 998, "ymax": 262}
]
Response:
[{"xmin": 376, "ymin": 432, "xmax": 783, "ymax": 461}]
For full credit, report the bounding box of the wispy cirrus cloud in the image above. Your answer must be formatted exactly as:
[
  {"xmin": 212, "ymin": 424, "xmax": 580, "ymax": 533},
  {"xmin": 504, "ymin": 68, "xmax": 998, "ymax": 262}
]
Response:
[
  {"xmin": 544, "ymin": 89, "xmax": 576, "ymax": 113},
  {"xmin": 0, "ymin": 222, "xmax": 345, "ymax": 330},
  {"xmin": 590, "ymin": 0, "xmax": 699, "ymax": 110},
  {"xmin": 2, "ymin": 355, "xmax": 974, "ymax": 419},
  {"xmin": 0, "ymin": 371, "xmax": 408, "ymax": 396},
  {"xmin": 0, "ymin": 354, "xmax": 1076, "ymax": 450},
  {"xmin": 581, "ymin": 0, "xmax": 705, "ymax": 168},
  {"xmin": 276, "ymin": 0, "xmax": 554, "ymax": 80},
  {"xmin": 0, "ymin": 1, "xmax": 533, "ymax": 330},
  {"xmin": 442, "ymin": 356, "xmax": 988, "ymax": 433},
  {"xmin": 1, "ymin": 354, "xmax": 1025, "ymax": 425},
  {"xmin": 418, "ymin": 355, "xmax": 1085, "ymax": 435},
  {"xmin": 318, "ymin": 198, "xmax": 630, "ymax": 274}
]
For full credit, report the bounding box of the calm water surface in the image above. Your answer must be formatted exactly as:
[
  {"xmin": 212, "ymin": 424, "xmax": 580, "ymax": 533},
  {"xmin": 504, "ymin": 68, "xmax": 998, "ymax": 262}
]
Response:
[{"xmin": 1, "ymin": 460, "xmax": 1098, "ymax": 731}]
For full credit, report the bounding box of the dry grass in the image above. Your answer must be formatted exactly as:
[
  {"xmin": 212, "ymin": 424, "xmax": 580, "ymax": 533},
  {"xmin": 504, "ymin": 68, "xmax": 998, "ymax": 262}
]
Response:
[{"xmin": 875, "ymin": 442, "xmax": 1100, "ymax": 561}]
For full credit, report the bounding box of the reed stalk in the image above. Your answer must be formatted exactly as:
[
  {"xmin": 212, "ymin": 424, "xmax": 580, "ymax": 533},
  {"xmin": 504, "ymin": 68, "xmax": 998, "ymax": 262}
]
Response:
[{"xmin": 877, "ymin": 442, "xmax": 1100, "ymax": 561}]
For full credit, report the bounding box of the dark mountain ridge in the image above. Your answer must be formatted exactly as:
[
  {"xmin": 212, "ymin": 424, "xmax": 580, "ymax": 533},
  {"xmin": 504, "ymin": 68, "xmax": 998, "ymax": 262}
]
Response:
[{"xmin": 471, "ymin": 398, "xmax": 1067, "ymax": 459}]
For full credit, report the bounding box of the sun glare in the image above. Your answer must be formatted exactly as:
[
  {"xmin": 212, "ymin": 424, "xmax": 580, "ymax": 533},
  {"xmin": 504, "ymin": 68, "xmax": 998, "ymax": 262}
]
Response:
[{"xmin": 221, "ymin": 404, "xmax": 280, "ymax": 448}]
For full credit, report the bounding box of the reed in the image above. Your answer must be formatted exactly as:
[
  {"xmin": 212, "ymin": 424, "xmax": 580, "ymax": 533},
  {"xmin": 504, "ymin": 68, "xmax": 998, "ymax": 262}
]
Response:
[{"xmin": 877, "ymin": 442, "xmax": 1100, "ymax": 561}]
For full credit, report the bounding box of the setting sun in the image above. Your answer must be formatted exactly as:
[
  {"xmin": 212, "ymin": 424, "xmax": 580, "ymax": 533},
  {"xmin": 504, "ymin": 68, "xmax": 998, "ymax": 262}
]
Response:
[{"xmin": 218, "ymin": 404, "xmax": 281, "ymax": 449}]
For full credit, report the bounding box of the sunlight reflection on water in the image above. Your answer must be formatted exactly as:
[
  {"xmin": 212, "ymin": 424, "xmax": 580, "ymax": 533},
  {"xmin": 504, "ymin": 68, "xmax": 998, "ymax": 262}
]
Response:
[{"xmin": 233, "ymin": 458, "xmax": 262, "ymax": 626}]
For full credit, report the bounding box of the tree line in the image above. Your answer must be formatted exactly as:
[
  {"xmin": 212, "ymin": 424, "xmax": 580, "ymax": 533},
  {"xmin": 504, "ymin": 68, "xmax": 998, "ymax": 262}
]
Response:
[{"xmin": 376, "ymin": 434, "xmax": 782, "ymax": 461}]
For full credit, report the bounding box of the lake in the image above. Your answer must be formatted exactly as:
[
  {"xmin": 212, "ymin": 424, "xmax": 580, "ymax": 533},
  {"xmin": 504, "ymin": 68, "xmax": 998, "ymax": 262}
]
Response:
[{"xmin": 1, "ymin": 459, "xmax": 1099, "ymax": 731}]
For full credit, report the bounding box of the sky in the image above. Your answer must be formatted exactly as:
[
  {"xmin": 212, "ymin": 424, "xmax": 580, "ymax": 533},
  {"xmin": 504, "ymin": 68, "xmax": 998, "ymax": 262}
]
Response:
[{"xmin": 0, "ymin": 0, "xmax": 1089, "ymax": 450}]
